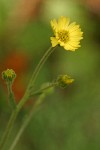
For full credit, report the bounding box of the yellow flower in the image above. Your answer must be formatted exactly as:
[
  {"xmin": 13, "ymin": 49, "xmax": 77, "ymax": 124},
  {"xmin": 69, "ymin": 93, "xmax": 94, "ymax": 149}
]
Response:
[{"xmin": 50, "ymin": 16, "xmax": 83, "ymax": 51}]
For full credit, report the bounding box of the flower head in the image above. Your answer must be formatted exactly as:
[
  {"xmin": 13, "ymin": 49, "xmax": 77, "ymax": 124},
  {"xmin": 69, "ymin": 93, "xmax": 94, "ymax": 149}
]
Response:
[
  {"xmin": 57, "ymin": 75, "xmax": 74, "ymax": 88},
  {"xmin": 2, "ymin": 69, "xmax": 16, "ymax": 82},
  {"xmin": 50, "ymin": 16, "xmax": 83, "ymax": 51}
]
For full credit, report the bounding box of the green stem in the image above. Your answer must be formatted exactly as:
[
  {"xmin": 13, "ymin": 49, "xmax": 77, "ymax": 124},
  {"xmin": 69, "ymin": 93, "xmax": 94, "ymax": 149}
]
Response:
[
  {"xmin": 27, "ymin": 46, "xmax": 56, "ymax": 90},
  {"xmin": 0, "ymin": 46, "xmax": 56, "ymax": 150},
  {"xmin": 9, "ymin": 81, "xmax": 57, "ymax": 150},
  {"xmin": 30, "ymin": 82, "xmax": 58, "ymax": 96},
  {"xmin": 0, "ymin": 110, "xmax": 18, "ymax": 150},
  {"xmin": 9, "ymin": 94, "xmax": 46, "ymax": 150},
  {"xmin": 17, "ymin": 46, "xmax": 56, "ymax": 111},
  {"xmin": 7, "ymin": 82, "xmax": 16, "ymax": 110}
]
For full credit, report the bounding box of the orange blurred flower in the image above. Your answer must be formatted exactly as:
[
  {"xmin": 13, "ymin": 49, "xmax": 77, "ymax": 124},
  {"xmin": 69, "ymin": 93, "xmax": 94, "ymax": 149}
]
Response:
[{"xmin": 0, "ymin": 51, "xmax": 31, "ymax": 103}]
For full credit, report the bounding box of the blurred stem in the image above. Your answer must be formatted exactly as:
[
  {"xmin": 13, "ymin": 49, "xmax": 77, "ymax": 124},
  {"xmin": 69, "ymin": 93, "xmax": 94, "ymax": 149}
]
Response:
[
  {"xmin": 9, "ymin": 93, "xmax": 46, "ymax": 150},
  {"xmin": 17, "ymin": 46, "xmax": 56, "ymax": 111},
  {"xmin": 7, "ymin": 82, "xmax": 16, "ymax": 110},
  {"xmin": 9, "ymin": 82, "xmax": 57, "ymax": 150},
  {"xmin": 0, "ymin": 46, "xmax": 56, "ymax": 150},
  {"xmin": 0, "ymin": 110, "xmax": 18, "ymax": 150},
  {"xmin": 28, "ymin": 46, "xmax": 56, "ymax": 88},
  {"xmin": 30, "ymin": 82, "xmax": 58, "ymax": 96}
]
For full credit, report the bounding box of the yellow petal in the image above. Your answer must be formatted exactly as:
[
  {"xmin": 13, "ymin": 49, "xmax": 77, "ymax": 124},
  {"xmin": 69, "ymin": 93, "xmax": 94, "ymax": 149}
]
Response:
[
  {"xmin": 64, "ymin": 42, "xmax": 78, "ymax": 51},
  {"xmin": 50, "ymin": 37, "xmax": 58, "ymax": 47},
  {"xmin": 58, "ymin": 16, "xmax": 70, "ymax": 30},
  {"xmin": 67, "ymin": 22, "xmax": 76, "ymax": 30},
  {"xmin": 50, "ymin": 19, "xmax": 58, "ymax": 32}
]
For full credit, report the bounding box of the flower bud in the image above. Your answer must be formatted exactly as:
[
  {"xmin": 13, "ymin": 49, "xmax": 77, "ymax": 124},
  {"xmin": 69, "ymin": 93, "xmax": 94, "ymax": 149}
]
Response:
[
  {"xmin": 57, "ymin": 75, "xmax": 74, "ymax": 88},
  {"xmin": 2, "ymin": 69, "xmax": 16, "ymax": 82}
]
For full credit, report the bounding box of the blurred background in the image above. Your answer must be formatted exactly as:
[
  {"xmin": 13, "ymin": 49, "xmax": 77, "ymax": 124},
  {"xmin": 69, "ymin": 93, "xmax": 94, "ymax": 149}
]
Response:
[{"xmin": 0, "ymin": 0, "xmax": 100, "ymax": 150}]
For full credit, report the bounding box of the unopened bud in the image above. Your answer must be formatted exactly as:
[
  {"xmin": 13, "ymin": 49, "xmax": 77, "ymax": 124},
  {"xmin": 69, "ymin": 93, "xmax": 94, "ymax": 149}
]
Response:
[
  {"xmin": 2, "ymin": 69, "xmax": 16, "ymax": 82},
  {"xmin": 57, "ymin": 75, "xmax": 74, "ymax": 88}
]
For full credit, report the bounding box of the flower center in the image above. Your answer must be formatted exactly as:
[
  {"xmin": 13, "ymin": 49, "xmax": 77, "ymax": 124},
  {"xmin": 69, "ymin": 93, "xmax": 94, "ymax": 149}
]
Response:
[{"xmin": 57, "ymin": 30, "xmax": 69, "ymax": 43}]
